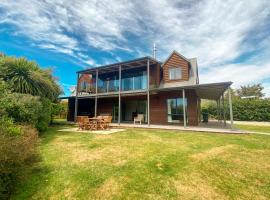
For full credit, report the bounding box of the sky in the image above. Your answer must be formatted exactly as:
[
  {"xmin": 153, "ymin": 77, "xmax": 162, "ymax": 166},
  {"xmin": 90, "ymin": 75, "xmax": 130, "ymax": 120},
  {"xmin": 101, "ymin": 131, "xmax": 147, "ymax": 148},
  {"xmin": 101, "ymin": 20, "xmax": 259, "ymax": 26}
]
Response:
[{"xmin": 0, "ymin": 0, "xmax": 270, "ymax": 97}]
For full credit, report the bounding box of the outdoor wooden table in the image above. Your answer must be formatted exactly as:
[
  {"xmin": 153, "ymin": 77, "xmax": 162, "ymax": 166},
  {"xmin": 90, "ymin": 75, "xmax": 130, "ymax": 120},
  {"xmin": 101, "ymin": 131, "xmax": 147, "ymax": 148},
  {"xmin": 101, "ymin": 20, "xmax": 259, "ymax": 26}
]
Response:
[{"xmin": 89, "ymin": 117, "xmax": 105, "ymax": 130}]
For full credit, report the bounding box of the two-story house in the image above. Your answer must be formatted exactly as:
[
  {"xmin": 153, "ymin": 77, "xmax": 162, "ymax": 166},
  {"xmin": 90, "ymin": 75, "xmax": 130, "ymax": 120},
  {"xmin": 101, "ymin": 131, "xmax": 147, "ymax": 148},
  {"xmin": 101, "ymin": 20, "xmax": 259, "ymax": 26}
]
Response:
[{"xmin": 66, "ymin": 51, "xmax": 233, "ymax": 127}]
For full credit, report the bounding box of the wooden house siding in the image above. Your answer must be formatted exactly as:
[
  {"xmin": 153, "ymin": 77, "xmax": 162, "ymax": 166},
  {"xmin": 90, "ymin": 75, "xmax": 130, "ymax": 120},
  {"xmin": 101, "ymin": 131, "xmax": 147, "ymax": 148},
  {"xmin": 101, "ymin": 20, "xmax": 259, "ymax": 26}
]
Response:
[
  {"xmin": 78, "ymin": 74, "xmax": 93, "ymax": 86},
  {"xmin": 150, "ymin": 64, "xmax": 161, "ymax": 88},
  {"xmin": 163, "ymin": 52, "xmax": 189, "ymax": 83},
  {"xmin": 150, "ymin": 90, "xmax": 199, "ymax": 126}
]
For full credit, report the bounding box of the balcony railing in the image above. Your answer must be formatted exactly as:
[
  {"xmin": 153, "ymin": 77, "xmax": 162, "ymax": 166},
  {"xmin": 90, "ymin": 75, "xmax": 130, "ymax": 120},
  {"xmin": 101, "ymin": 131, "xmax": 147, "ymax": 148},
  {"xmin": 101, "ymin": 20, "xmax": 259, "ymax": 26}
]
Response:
[
  {"xmin": 98, "ymin": 79, "xmax": 119, "ymax": 93},
  {"xmin": 77, "ymin": 69, "xmax": 152, "ymax": 95}
]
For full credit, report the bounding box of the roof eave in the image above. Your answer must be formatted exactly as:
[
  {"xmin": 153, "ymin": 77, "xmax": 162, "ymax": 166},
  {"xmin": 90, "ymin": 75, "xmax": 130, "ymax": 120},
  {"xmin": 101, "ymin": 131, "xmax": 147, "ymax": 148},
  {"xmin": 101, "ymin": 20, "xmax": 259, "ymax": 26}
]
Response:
[{"xmin": 76, "ymin": 56, "xmax": 161, "ymax": 74}]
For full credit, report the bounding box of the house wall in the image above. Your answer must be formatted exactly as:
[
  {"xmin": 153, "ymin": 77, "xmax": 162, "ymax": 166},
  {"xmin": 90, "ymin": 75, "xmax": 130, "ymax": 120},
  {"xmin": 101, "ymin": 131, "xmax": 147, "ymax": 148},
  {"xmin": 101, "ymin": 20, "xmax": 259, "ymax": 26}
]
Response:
[
  {"xmin": 150, "ymin": 89, "xmax": 199, "ymax": 126},
  {"xmin": 68, "ymin": 90, "xmax": 199, "ymax": 125},
  {"xmin": 67, "ymin": 97, "xmax": 75, "ymax": 121},
  {"xmin": 149, "ymin": 63, "xmax": 161, "ymax": 89},
  {"xmin": 78, "ymin": 74, "xmax": 93, "ymax": 87},
  {"xmin": 163, "ymin": 52, "xmax": 190, "ymax": 83},
  {"xmin": 96, "ymin": 98, "xmax": 117, "ymax": 116}
]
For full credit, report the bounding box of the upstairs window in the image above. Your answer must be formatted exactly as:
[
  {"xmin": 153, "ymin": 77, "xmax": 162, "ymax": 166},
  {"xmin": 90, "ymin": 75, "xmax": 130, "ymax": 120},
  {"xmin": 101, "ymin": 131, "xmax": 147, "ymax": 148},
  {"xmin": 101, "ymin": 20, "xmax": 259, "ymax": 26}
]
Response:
[{"xmin": 169, "ymin": 67, "xmax": 182, "ymax": 80}]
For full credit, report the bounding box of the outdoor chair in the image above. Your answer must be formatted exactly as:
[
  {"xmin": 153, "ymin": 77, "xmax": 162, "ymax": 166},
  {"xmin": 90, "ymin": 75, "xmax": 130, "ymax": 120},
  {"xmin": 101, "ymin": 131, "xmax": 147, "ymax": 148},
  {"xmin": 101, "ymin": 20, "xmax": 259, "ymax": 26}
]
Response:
[
  {"xmin": 97, "ymin": 116, "xmax": 106, "ymax": 130},
  {"xmin": 103, "ymin": 116, "xmax": 112, "ymax": 129},
  {"xmin": 82, "ymin": 117, "xmax": 91, "ymax": 130},
  {"xmin": 77, "ymin": 116, "xmax": 88, "ymax": 130},
  {"xmin": 134, "ymin": 114, "xmax": 144, "ymax": 125},
  {"xmin": 89, "ymin": 118, "xmax": 98, "ymax": 130}
]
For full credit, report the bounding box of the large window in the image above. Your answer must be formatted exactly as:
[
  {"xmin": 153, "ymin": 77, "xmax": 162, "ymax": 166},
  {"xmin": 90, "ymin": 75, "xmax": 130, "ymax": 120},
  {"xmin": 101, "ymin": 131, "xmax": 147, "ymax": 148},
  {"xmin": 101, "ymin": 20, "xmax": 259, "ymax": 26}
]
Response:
[
  {"xmin": 167, "ymin": 98, "xmax": 187, "ymax": 123},
  {"xmin": 169, "ymin": 67, "xmax": 182, "ymax": 80}
]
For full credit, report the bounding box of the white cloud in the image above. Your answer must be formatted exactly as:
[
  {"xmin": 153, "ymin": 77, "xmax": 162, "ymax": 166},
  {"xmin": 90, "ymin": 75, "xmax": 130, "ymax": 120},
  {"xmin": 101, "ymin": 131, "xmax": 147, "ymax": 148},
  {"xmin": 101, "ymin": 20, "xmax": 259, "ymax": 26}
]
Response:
[
  {"xmin": 200, "ymin": 62, "xmax": 270, "ymax": 86},
  {"xmin": 0, "ymin": 0, "xmax": 270, "ymax": 95},
  {"xmin": 200, "ymin": 58, "xmax": 270, "ymax": 97}
]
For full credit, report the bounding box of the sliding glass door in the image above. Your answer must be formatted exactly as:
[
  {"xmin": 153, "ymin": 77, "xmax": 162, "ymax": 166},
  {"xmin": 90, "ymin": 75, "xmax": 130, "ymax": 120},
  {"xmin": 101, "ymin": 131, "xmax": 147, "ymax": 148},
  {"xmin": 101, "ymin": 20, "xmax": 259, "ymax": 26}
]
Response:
[
  {"xmin": 112, "ymin": 103, "xmax": 119, "ymax": 122},
  {"xmin": 167, "ymin": 98, "xmax": 187, "ymax": 123}
]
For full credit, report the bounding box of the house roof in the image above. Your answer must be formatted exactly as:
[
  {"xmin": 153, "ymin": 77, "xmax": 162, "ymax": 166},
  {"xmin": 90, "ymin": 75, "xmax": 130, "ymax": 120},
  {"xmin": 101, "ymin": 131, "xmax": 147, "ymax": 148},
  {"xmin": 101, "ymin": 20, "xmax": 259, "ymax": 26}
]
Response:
[
  {"xmin": 161, "ymin": 50, "xmax": 191, "ymax": 67},
  {"xmin": 152, "ymin": 81, "xmax": 233, "ymax": 100},
  {"xmin": 77, "ymin": 56, "xmax": 161, "ymax": 74}
]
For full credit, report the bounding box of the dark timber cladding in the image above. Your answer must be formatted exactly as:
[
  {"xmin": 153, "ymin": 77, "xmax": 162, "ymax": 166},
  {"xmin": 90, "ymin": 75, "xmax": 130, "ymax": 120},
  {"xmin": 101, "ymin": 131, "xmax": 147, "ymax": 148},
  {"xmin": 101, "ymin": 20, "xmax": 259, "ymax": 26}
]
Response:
[
  {"xmin": 163, "ymin": 52, "xmax": 189, "ymax": 83},
  {"xmin": 149, "ymin": 90, "xmax": 199, "ymax": 126}
]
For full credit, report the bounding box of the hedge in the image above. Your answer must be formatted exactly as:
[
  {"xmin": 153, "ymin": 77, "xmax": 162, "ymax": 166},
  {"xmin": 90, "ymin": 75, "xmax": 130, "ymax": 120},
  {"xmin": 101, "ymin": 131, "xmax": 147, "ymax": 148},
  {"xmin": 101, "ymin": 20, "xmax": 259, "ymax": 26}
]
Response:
[{"xmin": 203, "ymin": 99, "xmax": 270, "ymax": 121}]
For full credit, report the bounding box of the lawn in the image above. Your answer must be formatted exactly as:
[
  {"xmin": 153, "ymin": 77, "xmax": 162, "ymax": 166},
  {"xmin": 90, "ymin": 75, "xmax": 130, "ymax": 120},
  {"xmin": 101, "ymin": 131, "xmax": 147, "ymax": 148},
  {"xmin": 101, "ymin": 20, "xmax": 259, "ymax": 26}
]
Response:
[
  {"xmin": 235, "ymin": 124, "xmax": 270, "ymax": 134},
  {"xmin": 11, "ymin": 124, "xmax": 270, "ymax": 200}
]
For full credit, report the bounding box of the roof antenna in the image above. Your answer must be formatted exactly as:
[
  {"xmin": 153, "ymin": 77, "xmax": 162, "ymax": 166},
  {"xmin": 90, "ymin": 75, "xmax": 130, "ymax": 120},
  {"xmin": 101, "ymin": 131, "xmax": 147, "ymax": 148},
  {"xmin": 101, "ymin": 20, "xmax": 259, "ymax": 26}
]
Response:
[{"xmin": 153, "ymin": 42, "xmax": 157, "ymax": 59}]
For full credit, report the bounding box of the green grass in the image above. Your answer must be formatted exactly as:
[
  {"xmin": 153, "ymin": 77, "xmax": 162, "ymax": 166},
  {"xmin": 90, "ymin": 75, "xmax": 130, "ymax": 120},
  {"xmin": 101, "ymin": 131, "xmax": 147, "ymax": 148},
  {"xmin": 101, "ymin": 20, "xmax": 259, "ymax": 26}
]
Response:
[
  {"xmin": 11, "ymin": 124, "xmax": 270, "ymax": 200},
  {"xmin": 236, "ymin": 124, "xmax": 270, "ymax": 133}
]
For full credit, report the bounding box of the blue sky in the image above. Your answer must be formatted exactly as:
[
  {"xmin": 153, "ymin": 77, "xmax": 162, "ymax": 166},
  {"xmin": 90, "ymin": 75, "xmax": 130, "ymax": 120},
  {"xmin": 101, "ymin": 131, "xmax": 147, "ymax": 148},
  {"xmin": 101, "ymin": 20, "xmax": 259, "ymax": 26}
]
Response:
[{"xmin": 0, "ymin": 0, "xmax": 270, "ymax": 96}]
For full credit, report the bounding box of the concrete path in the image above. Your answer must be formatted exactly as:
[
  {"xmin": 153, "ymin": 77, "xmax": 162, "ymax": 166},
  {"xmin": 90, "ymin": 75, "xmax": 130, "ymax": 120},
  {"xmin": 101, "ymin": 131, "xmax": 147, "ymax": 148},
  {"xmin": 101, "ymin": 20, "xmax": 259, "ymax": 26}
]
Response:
[{"xmin": 110, "ymin": 123, "xmax": 246, "ymax": 134}]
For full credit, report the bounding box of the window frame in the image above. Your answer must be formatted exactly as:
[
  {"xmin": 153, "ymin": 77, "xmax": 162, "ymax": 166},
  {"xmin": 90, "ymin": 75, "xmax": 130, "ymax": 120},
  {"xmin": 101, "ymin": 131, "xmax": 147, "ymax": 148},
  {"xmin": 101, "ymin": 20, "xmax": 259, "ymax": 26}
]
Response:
[
  {"xmin": 168, "ymin": 67, "xmax": 182, "ymax": 80},
  {"xmin": 167, "ymin": 98, "xmax": 187, "ymax": 123}
]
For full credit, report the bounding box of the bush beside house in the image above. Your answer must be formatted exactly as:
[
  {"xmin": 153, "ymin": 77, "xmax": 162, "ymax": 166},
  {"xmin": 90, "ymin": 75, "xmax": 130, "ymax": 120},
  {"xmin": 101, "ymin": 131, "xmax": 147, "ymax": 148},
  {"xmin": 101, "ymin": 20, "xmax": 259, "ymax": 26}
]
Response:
[
  {"xmin": 0, "ymin": 54, "xmax": 62, "ymax": 199},
  {"xmin": 202, "ymin": 98, "xmax": 270, "ymax": 121}
]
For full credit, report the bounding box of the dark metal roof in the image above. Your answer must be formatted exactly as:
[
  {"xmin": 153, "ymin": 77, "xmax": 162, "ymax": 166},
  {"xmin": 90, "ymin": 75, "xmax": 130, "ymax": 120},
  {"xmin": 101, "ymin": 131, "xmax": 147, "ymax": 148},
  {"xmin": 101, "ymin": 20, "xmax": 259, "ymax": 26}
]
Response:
[
  {"xmin": 152, "ymin": 81, "xmax": 233, "ymax": 100},
  {"xmin": 77, "ymin": 56, "xmax": 161, "ymax": 74}
]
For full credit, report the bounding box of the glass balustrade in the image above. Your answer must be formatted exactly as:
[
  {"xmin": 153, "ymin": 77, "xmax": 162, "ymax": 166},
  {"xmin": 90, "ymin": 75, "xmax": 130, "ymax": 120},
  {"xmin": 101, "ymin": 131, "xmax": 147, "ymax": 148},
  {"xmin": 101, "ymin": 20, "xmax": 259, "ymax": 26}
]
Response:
[
  {"xmin": 78, "ymin": 69, "xmax": 148, "ymax": 95},
  {"xmin": 121, "ymin": 70, "xmax": 147, "ymax": 91}
]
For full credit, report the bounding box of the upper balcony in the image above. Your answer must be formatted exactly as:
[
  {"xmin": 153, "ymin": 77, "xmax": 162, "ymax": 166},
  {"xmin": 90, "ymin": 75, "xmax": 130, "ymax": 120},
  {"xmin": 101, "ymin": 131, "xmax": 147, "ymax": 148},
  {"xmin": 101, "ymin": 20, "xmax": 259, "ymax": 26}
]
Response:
[{"xmin": 76, "ymin": 57, "xmax": 161, "ymax": 97}]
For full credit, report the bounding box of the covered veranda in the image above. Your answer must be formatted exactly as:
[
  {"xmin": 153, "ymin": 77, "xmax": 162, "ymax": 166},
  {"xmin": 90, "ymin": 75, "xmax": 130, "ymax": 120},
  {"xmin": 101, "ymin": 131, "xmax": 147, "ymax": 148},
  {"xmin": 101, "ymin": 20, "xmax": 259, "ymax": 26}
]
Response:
[
  {"xmin": 110, "ymin": 81, "xmax": 240, "ymax": 133},
  {"xmin": 152, "ymin": 81, "xmax": 234, "ymax": 129}
]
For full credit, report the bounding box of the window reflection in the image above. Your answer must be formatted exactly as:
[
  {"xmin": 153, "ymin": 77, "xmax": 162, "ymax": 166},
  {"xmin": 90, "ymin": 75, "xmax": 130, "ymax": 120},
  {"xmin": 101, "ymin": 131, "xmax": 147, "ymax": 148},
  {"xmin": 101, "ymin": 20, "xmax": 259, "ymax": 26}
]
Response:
[{"xmin": 167, "ymin": 98, "xmax": 187, "ymax": 123}]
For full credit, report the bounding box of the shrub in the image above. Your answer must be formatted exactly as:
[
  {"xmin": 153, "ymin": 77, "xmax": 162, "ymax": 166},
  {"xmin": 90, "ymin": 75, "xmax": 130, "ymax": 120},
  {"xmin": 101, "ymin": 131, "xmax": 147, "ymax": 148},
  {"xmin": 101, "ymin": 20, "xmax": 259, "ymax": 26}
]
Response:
[
  {"xmin": 51, "ymin": 101, "xmax": 67, "ymax": 121},
  {"xmin": 0, "ymin": 118, "xmax": 38, "ymax": 199},
  {"xmin": 203, "ymin": 99, "xmax": 270, "ymax": 121},
  {"xmin": 232, "ymin": 99, "xmax": 270, "ymax": 121},
  {"xmin": 1, "ymin": 93, "xmax": 42, "ymax": 125},
  {"xmin": 0, "ymin": 117, "xmax": 21, "ymax": 136},
  {"xmin": 36, "ymin": 98, "xmax": 52, "ymax": 131},
  {"xmin": 0, "ymin": 93, "xmax": 52, "ymax": 131}
]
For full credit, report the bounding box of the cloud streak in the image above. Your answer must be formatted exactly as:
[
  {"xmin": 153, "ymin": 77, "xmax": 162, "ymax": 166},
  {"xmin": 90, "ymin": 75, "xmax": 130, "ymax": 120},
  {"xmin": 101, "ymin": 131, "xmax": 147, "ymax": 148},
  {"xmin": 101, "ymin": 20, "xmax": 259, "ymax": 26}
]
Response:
[{"xmin": 0, "ymin": 0, "xmax": 270, "ymax": 95}]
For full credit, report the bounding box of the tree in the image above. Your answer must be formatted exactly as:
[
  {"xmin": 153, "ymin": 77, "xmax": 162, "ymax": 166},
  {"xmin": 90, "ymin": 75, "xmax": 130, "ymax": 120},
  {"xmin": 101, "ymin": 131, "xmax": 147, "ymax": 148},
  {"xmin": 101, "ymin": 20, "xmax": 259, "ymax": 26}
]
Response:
[
  {"xmin": 236, "ymin": 83, "xmax": 264, "ymax": 98},
  {"xmin": 0, "ymin": 56, "xmax": 62, "ymax": 101}
]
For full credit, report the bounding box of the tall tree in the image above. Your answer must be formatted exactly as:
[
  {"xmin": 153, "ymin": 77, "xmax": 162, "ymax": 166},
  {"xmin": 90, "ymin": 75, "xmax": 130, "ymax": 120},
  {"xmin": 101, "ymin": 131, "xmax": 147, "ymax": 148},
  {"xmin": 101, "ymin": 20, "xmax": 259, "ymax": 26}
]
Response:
[
  {"xmin": 0, "ymin": 56, "xmax": 62, "ymax": 101},
  {"xmin": 236, "ymin": 84, "xmax": 264, "ymax": 98}
]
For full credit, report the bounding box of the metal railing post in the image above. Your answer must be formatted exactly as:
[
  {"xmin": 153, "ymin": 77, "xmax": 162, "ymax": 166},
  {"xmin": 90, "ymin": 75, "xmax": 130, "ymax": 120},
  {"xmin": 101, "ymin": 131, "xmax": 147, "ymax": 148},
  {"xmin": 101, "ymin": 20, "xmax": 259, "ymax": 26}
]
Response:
[
  {"xmin": 228, "ymin": 88, "xmax": 234, "ymax": 129},
  {"xmin": 182, "ymin": 89, "xmax": 187, "ymax": 128},
  {"xmin": 147, "ymin": 59, "xmax": 150, "ymax": 126},
  {"xmin": 74, "ymin": 73, "xmax": 79, "ymax": 122},
  {"xmin": 94, "ymin": 69, "xmax": 98, "ymax": 117},
  {"xmin": 118, "ymin": 65, "xmax": 121, "ymax": 125}
]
